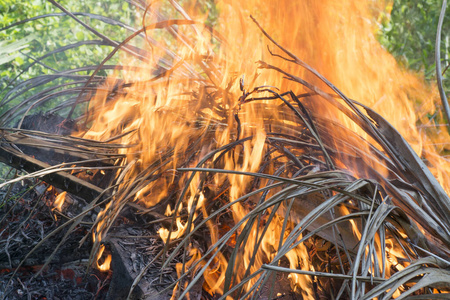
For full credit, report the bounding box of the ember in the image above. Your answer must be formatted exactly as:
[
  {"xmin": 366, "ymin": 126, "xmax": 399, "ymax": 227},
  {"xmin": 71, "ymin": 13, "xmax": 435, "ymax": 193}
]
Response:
[{"xmin": 1, "ymin": 0, "xmax": 450, "ymax": 299}]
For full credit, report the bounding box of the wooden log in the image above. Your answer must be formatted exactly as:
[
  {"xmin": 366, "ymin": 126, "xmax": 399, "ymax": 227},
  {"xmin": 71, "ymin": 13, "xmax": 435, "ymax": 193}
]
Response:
[
  {"xmin": 106, "ymin": 226, "xmax": 173, "ymax": 300},
  {"xmin": 0, "ymin": 145, "xmax": 104, "ymax": 202}
]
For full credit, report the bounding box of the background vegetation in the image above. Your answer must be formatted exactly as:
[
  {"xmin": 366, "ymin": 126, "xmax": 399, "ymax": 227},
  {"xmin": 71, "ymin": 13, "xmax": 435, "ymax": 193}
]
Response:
[
  {"xmin": 0, "ymin": 0, "xmax": 140, "ymax": 119},
  {"xmin": 0, "ymin": 0, "xmax": 135, "ymax": 82},
  {"xmin": 379, "ymin": 0, "xmax": 449, "ymax": 81}
]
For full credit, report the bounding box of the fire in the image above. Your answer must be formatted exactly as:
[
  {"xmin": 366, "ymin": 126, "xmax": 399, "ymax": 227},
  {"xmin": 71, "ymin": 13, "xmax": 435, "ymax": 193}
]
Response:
[
  {"xmin": 96, "ymin": 244, "xmax": 112, "ymax": 272},
  {"xmin": 158, "ymin": 217, "xmax": 188, "ymax": 243},
  {"xmin": 75, "ymin": 0, "xmax": 450, "ymax": 298},
  {"xmin": 53, "ymin": 191, "xmax": 66, "ymax": 212}
]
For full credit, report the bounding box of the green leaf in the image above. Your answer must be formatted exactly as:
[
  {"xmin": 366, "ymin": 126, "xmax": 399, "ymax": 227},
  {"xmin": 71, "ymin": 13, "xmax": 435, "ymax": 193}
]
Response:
[
  {"xmin": 0, "ymin": 53, "xmax": 16, "ymax": 65},
  {"xmin": 75, "ymin": 31, "xmax": 84, "ymax": 40},
  {"xmin": 0, "ymin": 34, "xmax": 36, "ymax": 55},
  {"xmin": 13, "ymin": 55, "xmax": 24, "ymax": 65}
]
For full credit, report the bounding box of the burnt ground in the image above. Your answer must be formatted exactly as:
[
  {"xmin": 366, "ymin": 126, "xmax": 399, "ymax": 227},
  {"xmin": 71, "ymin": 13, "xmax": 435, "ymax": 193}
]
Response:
[
  {"xmin": 0, "ymin": 179, "xmax": 111, "ymax": 300},
  {"xmin": 0, "ymin": 177, "xmax": 181, "ymax": 300}
]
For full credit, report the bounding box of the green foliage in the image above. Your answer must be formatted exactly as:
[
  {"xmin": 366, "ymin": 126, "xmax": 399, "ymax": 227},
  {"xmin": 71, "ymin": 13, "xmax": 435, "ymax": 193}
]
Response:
[
  {"xmin": 0, "ymin": 0, "xmax": 137, "ymax": 115},
  {"xmin": 379, "ymin": 0, "xmax": 450, "ymax": 80},
  {"xmin": 0, "ymin": 34, "xmax": 37, "ymax": 65},
  {"xmin": 0, "ymin": 0, "xmax": 134, "ymax": 88}
]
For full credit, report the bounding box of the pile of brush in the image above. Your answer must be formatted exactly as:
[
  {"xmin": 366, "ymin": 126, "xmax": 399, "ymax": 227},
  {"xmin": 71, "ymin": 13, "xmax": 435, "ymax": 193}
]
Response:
[{"xmin": 1, "ymin": 1, "xmax": 449, "ymax": 299}]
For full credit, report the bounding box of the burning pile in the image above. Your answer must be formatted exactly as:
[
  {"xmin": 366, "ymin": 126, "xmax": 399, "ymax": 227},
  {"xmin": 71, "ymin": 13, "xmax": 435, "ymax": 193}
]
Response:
[{"xmin": 1, "ymin": 0, "xmax": 450, "ymax": 299}]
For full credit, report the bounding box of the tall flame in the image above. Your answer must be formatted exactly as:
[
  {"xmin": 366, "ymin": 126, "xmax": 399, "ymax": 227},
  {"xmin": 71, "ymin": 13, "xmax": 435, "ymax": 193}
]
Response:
[{"xmin": 78, "ymin": 0, "xmax": 449, "ymax": 297}]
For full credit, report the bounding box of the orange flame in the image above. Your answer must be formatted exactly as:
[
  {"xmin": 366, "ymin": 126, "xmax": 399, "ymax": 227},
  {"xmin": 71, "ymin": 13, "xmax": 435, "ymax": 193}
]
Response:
[
  {"xmin": 158, "ymin": 217, "xmax": 189, "ymax": 243},
  {"xmin": 97, "ymin": 244, "xmax": 112, "ymax": 272},
  {"xmin": 53, "ymin": 191, "xmax": 66, "ymax": 212},
  {"xmin": 77, "ymin": 0, "xmax": 450, "ymax": 297}
]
